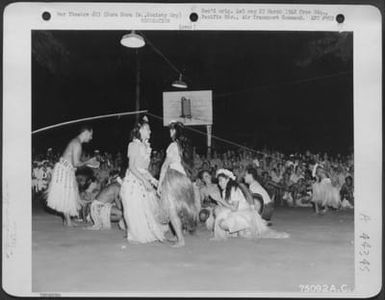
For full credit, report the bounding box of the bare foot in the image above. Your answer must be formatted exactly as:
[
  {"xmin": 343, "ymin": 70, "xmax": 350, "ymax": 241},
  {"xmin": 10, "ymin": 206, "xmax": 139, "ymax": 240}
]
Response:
[
  {"xmin": 84, "ymin": 225, "xmax": 101, "ymax": 230},
  {"xmin": 210, "ymin": 237, "xmax": 224, "ymax": 241},
  {"xmin": 165, "ymin": 235, "xmax": 177, "ymax": 242},
  {"xmin": 127, "ymin": 240, "xmax": 141, "ymax": 245},
  {"xmin": 171, "ymin": 241, "xmax": 185, "ymax": 248}
]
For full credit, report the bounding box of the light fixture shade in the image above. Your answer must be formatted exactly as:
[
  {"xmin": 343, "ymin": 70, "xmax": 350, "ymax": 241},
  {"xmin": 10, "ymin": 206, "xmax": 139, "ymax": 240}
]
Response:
[
  {"xmin": 120, "ymin": 32, "xmax": 145, "ymax": 48},
  {"xmin": 172, "ymin": 74, "xmax": 188, "ymax": 89}
]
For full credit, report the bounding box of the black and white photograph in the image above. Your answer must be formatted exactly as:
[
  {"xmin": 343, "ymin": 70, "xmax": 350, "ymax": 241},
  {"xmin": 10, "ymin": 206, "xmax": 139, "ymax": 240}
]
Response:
[
  {"xmin": 3, "ymin": 2, "xmax": 382, "ymax": 297},
  {"xmin": 30, "ymin": 28, "xmax": 356, "ymax": 293}
]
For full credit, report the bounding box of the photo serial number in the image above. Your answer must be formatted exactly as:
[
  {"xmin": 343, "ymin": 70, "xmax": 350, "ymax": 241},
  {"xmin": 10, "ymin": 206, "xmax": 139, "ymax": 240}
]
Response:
[{"xmin": 299, "ymin": 284, "xmax": 352, "ymax": 293}]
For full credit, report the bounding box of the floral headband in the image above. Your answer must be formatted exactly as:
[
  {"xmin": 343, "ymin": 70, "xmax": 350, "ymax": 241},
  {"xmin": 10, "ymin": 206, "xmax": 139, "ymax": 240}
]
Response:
[
  {"xmin": 169, "ymin": 120, "xmax": 184, "ymax": 127},
  {"xmin": 216, "ymin": 168, "xmax": 236, "ymax": 181}
]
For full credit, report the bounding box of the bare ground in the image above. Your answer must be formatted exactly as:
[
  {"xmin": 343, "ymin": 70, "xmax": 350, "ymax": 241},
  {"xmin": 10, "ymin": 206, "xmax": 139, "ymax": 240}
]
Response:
[{"xmin": 32, "ymin": 200, "xmax": 354, "ymax": 294}]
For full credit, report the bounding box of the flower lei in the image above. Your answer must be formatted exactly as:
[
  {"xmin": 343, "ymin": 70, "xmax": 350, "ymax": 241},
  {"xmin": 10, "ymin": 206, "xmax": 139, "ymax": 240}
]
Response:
[
  {"xmin": 133, "ymin": 138, "xmax": 152, "ymax": 158},
  {"xmin": 142, "ymin": 139, "xmax": 152, "ymax": 157},
  {"xmin": 216, "ymin": 168, "xmax": 236, "ymax": 181}
]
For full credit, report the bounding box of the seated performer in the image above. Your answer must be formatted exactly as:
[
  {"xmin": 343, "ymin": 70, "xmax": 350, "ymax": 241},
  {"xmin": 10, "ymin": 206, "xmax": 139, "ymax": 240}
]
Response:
[
  {"xmin": 87, "ymin": 176, "xmax": 124, "ymax": 230},
  {"xmin": 340, "ymin": 175, "xmax": 354, "ymax": 209},
  {"xmin": 78, "ymin": 175, "xmax": 100, "ymax": 222},
  {"xmin": 292, "ymin": 178, "xmax": 313, "ymax": 207},
  {"xmin": 212, "ymin": 169, "xmax": 289, "ymax": 241},
  {"xmin": 244, "ymin": 165, "xmax": 274, "ymax": 223},
  {"xmin": 46, "ymin": 126, "xmax": 99, "ymax": 227}
]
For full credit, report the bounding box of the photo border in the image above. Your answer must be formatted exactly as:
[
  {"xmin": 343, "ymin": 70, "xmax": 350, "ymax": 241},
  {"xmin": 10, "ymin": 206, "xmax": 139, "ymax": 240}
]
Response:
[{"xmin": 2, "ymin": 1, "xmax": 382, "ymax": 297}]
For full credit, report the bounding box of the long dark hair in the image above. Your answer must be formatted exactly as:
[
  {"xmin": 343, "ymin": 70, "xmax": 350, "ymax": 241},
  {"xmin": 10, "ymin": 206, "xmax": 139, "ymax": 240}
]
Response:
[
  {"xmin": 217, "ymin": 173, "xmax": 253, "ymax": 205},
  {"xmin": 169, "ymin": 122, "xmax": 194, "ymax": 177},
  {"xmin": 130, "ymin": 116, "xmax": 149, "ymax": 142}
]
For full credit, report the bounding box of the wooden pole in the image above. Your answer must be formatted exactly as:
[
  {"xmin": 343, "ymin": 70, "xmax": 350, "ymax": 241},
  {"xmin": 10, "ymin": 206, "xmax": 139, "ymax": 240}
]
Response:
[
  {"xmin": 135, "ymin": 49, "xmax": 141, "ymax": 123},
  {"xmin": 32, "ymin": 110, "xmax": 148, "ymax": 134},
  {"xmin": 207, "ymin": 125, "xmax": 212, "ymax": 159}
]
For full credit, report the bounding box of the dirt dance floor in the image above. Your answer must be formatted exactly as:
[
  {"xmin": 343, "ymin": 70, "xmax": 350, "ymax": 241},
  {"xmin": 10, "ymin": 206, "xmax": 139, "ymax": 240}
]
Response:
[{"xmin": 32, "ymin": 199, "xmax": 354, "ymax": 295}]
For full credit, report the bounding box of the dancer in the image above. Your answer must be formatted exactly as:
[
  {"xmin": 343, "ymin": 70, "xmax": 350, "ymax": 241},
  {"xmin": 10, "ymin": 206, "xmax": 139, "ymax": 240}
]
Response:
[
  {"xmin": 311, "ymin": 164, "xmax": 341, "ymax": 214},
  {"xmin": 87, "ymin": 176, "xmax": 124, "ymax": 230},
  {"xmin": 212, "ymin": 169, "xmax": 289, "ymax": 240},
  {"xmin": 46, "ymin": 126, "xmax": 98, "ymax": 227},
  {"xmin": 158, "ymin": 121, "xmax": 198, "ymax": 247},
  {"xmin": 120, "ymin": 116, "xmax": 167, "ymax": 243}
]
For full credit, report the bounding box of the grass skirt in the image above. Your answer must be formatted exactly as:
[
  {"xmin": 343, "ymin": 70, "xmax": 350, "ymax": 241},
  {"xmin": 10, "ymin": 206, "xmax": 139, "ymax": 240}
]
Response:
[
  {"xmin": 88, "ymin": 200, "xmax": 112, "ymax": 230},
  {"xmin": 120, "ymin": 171, "xmax": 166, "ymax": 243},
  {"xmin": 312, "ymin": 178, "xmax": 341, "ymax": 208},
  {"xmin": 160, "ymin": 168, "xmax": 198, "ymax": 232},
  {"xmin": 46, "ymin": 158, "xmax": 80, "ymax": 216}
]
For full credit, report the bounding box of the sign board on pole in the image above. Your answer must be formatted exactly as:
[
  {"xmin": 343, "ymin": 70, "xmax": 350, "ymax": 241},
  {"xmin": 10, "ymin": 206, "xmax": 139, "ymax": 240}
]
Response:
[{"xmin": 162, "ymin": 90, "xmax": 213, "ymax": 126}]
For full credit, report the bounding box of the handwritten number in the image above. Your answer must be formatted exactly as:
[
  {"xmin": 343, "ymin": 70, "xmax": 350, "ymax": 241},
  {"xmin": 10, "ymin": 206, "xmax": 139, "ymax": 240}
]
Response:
[
  {"xmin": 359, "ymin": 250, "xmax": 369, "ymax": 256},
  {"xmin": 361, "ymin": 241, "xmax": 371, "ymax": 249},
  {"xmin": 359, "ymin": 232, "xmax": 370, "ymax": 240},
  {"xmin": 359, "ymin": 213, "xmax": 371, "ymax": 223}
]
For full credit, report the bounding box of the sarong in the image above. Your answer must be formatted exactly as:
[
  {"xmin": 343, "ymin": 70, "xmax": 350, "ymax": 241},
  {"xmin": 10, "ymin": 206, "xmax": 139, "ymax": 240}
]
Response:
[{"xmin": 88, "ymin": 200, "xmax": 112, "ymax": 230}]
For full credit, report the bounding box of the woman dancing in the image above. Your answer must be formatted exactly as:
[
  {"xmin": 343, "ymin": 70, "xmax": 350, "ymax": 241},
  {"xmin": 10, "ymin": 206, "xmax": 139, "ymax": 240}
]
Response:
[
  {"xmin": 212, "ymin": 169, "xmax": 289, "ymax": 240},
  {"xmin": 120, "ymin": 116, "xmax": 167, "ymax": 243},
  {"xmin": 158, "ymin": 121, "xmax": 198, "ymax": 247},
  {"xmin": 311, "ymin": 164, "xmax": 341, "ymax": 214}
]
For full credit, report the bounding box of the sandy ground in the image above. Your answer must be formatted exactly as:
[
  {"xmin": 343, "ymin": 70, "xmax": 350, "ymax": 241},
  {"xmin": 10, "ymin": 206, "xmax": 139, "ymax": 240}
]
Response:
[{"xmin": 32, "ymin": 199, "xmax": 354, "ymax": 294}]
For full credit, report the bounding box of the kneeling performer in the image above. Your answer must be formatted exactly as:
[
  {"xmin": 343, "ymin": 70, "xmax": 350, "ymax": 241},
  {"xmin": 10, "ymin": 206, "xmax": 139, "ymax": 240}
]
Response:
[{"xmin": 87, "ymin": 176, "xmax": 124, "ymax": 230}]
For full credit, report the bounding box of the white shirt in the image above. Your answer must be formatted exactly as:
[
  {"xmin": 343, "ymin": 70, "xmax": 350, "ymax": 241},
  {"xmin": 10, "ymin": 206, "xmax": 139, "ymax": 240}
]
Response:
[
  {"xmin": 167, "ymin": 142, "xmax": 186, "ymax": 175},
  {"xmin": 249, "ymin": 180, "xmax": 272, "ymax": 204}
]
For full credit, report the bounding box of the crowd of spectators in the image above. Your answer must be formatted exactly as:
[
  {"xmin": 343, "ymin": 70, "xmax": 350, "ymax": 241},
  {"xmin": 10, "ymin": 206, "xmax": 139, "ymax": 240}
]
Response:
[{"xmin": 32, "ymin": 146, "xmax": 355, "ymax": 209}]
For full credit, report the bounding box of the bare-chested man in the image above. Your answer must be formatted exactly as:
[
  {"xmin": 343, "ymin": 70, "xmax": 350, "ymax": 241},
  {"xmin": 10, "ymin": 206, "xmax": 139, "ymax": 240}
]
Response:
[
  {"xmin": 46, "ymin": 125, "xmax": 99, "ymax": 227},
  {"xmin": 87, "ymin": 176, "xmax": 124, "ymax": 230}
]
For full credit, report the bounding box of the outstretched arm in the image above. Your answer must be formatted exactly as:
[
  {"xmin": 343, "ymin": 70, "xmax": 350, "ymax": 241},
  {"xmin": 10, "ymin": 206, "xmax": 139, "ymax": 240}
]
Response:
[
  {"xmin": 72, "ymin": 142, "xmax": 97, "ymax": 168},
  {"xmin": 158, "ymin": 156, "xmax": 171, "ymax": 189}
]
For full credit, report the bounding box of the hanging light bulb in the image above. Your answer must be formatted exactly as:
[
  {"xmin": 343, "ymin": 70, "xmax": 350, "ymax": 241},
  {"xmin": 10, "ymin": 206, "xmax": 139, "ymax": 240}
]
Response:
[
  {"xmin": 120, "ymin": 31, "xmax": 145, "ymax": 48},
  {"xmin": 172, "ymin": 74, "xmax": 188, "ymax": 89}
]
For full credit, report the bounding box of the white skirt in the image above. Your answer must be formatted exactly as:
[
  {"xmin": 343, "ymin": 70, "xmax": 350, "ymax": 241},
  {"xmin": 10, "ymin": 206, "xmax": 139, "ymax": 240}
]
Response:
[
  {"xmin": 120, "ymin": 171, "xmax": 166, "ymax": 243},
  {"xmin": 312, "ymin": 179, "xmax": 341, "ymax": 208},
  {"xmin": 214, "ymin": 207, "xmax": 289, "ymax": 240},
  {"xmin": 46, "ymin": 158, "xmax": 80, "ymax": 216}
]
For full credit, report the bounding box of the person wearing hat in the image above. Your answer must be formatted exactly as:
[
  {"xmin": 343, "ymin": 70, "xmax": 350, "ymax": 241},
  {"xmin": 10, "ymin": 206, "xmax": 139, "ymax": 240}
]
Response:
[{"xmin": 158, "ymin": 121, "xmax": 198, "ymax": 247}]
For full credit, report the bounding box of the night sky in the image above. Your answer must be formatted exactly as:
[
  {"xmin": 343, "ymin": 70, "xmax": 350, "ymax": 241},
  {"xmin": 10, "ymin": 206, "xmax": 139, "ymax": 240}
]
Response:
[{"xmin": 32, "ymin": 30, "xmax": 353, "ymax": 156}]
